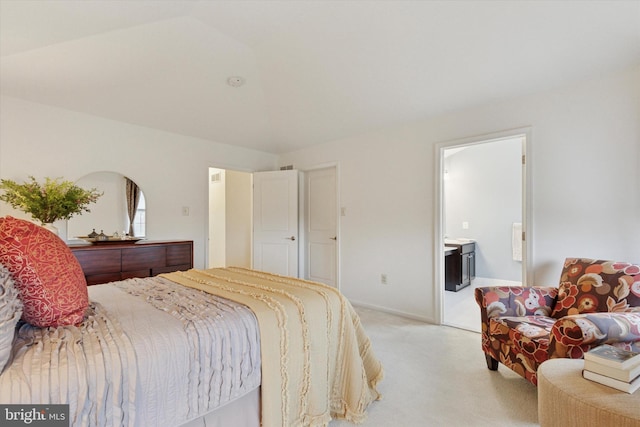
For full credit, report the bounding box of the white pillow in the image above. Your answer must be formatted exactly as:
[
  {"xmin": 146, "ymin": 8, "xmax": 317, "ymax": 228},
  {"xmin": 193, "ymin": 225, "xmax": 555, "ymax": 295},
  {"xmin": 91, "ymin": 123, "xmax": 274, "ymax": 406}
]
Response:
[{"xmin": 0, "ymin": 264, "xmax": 22, "ymax": 373}]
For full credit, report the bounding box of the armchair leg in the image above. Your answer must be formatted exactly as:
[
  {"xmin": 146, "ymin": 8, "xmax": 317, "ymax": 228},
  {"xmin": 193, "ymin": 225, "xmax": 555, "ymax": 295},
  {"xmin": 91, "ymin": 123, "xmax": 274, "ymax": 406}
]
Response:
[{"xmin": 485, "ymin": 354, "xmax": 499, "ymax": 371}]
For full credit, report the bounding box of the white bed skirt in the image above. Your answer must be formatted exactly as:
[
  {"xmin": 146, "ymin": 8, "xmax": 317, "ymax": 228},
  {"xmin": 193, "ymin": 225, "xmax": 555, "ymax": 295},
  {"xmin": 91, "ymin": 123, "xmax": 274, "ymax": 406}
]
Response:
[{"xmin": 179, "ymin": 387, "xmax": 260, "ymax": 427}]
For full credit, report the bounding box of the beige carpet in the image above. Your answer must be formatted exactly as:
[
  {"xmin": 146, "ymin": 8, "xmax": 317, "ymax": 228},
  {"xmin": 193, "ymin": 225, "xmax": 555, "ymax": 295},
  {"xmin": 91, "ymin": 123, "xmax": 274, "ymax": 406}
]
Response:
[{"xmin": 330, "ymin": 306, "xmax": 539, "ymax": 426}]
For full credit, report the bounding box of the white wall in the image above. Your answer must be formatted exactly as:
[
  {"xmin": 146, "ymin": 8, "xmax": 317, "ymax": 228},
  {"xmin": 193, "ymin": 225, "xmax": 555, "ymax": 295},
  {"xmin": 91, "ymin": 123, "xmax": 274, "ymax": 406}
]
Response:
[
  {"xmin": 225, "ymin": 170, "xmax": 252, "ymax": 267},
  {"xmin": 444, "ymin": 138, "xmax": 522, "ymax": 281},
  {"xmin": 2, "ymin": 66, "xmax": 638, "ymax": 323},
  {"xmin": 279, "ymin": 65, "xmax": 640, "ymax": 322},
  {"xmin": 0, "ymin": 96, "xmax": 277, "ymax": 268}
]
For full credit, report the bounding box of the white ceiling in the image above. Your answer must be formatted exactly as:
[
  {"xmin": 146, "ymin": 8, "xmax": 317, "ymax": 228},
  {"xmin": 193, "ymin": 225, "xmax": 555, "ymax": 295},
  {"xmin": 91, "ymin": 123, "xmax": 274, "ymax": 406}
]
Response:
[{"xmin": 1, "ymin": 1, "xmax": 639, "ymax": 154}]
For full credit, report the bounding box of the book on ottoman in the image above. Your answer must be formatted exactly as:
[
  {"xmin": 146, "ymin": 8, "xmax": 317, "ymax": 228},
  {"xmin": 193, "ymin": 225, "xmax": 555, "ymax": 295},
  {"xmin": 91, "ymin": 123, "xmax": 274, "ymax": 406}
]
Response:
[
  {"xmin": 582, "ymin": 369, "xmax": 640, "ymax": 394},
  {"xmin": 584, "ymin": 344, "xmax": 640, "ymax": 370},
  {"xmin": 584, "ymin": 358, "xmax": 640, "ymax": 383},
  {"xmin": 582, "ymin": 345, "xmax": 640, "ymax": 393}
]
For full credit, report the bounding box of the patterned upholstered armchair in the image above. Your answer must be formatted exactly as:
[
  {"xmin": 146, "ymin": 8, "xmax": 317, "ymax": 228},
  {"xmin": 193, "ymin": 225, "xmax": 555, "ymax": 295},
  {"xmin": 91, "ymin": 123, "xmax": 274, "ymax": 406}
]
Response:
[{"xmin": 475, "ymin": 258, "xmax": 640, "ymax": 385}]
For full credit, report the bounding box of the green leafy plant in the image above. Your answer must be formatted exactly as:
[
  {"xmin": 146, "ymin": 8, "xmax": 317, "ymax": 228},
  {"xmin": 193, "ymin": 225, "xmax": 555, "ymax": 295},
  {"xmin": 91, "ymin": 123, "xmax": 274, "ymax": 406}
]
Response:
[{"xmin": 0, "ymin": 176, "xmax": 102, "ymax": 224}]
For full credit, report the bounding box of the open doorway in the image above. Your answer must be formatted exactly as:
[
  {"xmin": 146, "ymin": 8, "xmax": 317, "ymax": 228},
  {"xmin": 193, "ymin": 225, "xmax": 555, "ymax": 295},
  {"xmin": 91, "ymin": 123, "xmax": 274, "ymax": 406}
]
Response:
[
  {"xmin": 208, "ymin": 167, "xmax": 252, "ymax": 268},
  {"xmin": 436, "ymin": 130, "xmax": 531, "ymax": 332}
]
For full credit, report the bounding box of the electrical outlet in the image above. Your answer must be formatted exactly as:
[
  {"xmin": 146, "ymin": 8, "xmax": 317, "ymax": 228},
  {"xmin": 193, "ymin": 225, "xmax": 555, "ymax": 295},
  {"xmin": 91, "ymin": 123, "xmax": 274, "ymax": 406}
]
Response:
[
  {"xmin": 380, "ymin": 273, "xmax": 388, "ymax": 285},
  {"xmin": 462, "ymin": 221, "xmax": 469, "ymax": 229},
  {"xmin": 182, "ymin": 206, "xmax": 190, "ymax": 216}
]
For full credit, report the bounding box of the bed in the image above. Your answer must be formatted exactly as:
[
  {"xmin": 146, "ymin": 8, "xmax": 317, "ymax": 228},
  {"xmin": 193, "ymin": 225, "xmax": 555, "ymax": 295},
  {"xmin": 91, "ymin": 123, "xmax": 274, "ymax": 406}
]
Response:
[{"xmin": 0, "ymin": 216, "xmax": 383, "ymax": 426}]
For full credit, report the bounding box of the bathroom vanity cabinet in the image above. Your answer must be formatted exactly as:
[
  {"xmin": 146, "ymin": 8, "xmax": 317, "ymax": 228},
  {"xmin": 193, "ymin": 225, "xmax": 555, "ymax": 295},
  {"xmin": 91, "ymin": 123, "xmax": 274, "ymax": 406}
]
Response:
[{"xmin": 444, "ymin": 241, "xmax": 476, "ymax": 292}]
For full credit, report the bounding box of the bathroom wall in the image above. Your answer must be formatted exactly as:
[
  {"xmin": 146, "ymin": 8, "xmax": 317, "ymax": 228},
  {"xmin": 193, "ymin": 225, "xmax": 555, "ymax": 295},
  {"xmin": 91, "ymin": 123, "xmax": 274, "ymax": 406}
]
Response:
[{"xmin": 444, "ymin": 138, "xmax": 523, "ymax": 281}]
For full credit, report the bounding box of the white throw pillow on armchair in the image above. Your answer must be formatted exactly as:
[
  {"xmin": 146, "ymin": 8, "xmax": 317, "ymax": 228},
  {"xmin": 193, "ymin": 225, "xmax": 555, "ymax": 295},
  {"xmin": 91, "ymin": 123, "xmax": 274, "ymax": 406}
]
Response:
[{"xmin": 0, "ymin": 264, "xmax": 22, "ymax": 373}]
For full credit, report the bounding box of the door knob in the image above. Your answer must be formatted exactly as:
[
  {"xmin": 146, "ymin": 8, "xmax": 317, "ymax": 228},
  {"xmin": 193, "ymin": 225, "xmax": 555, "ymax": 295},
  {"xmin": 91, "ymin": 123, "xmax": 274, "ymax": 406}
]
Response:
[
  {"xmin": 287, "ymin": 236, "xmax": 296, "ymax": 241},
  {"xmin": 330, "ymin": 236, "xmax": 337, "ymax": 240}
]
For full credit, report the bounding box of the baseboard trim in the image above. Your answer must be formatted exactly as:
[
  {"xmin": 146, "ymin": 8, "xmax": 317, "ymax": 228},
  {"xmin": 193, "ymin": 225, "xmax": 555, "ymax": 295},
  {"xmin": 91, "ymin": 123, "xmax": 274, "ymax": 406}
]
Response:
[
  {"xmin": 349, "ymin": 300, "xmax": 435, "ymax": 324},
  {"xmin": 472, "ymin": 277, "xmax": 522, "ymax": 286}
]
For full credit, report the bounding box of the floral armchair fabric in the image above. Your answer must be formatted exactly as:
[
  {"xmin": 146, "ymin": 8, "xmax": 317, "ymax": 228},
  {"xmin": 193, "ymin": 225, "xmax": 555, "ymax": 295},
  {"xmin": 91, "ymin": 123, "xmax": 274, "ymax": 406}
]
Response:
[{"xmin": 475, "ymin": 258, "xmax": 640, "ymax": 385}]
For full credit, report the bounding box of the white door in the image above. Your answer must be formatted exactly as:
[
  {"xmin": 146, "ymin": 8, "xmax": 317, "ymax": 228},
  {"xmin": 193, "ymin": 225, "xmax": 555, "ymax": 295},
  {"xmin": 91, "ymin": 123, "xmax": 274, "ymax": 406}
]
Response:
[
  {"xmin": 252, "ymin": 170, "xmax": 299, "ymax": 277},
  {"xmin": 305, "ymin": 167, "xmax": 337, "ymax": 287}
]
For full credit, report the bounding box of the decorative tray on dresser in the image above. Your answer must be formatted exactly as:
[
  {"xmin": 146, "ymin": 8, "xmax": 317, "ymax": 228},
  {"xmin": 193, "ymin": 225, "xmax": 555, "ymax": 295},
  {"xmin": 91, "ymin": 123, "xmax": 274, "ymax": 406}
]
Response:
[{"xmin": 69, "ymin": 240, "xmax": 194, "ymax": 285}]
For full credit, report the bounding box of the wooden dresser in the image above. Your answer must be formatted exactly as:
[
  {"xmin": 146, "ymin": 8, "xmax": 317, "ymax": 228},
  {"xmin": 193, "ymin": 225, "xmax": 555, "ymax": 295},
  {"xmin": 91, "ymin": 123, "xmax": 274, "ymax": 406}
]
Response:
[{"xmin": 69, "ymin": 240, "xmax": 193, "ymax": 285}]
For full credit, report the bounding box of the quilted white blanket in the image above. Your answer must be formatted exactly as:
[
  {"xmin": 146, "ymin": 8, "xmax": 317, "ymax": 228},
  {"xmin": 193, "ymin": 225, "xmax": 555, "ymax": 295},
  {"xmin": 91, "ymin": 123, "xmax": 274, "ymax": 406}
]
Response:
[{"xmin": 0, "ymin": 277, "xmax": 261, "ymax": 426}]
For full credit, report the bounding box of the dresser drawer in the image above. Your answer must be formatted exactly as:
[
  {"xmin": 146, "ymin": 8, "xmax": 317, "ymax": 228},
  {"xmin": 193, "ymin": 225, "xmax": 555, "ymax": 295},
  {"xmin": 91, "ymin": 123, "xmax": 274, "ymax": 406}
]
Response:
[
  {"xmin": 85, "ymin": 272, "xmax": 122, "ymax": 286},
  {"xmin": 122, "ymin": 246, "xmax": 166, "ymax": 271},
  {"xmin": 167, "ymin": 243, "xmax": 192, "ymax": 266},
  {"xmin": 73, "ymin": 249, "xmax": 121, "ymax": 275}
]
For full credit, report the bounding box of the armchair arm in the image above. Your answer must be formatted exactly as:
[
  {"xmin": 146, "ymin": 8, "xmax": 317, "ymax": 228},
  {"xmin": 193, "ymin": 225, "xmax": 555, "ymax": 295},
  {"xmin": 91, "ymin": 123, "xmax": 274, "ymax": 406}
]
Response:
[
  {"xmin": 549, "ymin": 312, "xmax": 640, "ymax": 358},
  {"xmin": 474, "ymin": 286, "xmax": 559, "ymax": 366}
]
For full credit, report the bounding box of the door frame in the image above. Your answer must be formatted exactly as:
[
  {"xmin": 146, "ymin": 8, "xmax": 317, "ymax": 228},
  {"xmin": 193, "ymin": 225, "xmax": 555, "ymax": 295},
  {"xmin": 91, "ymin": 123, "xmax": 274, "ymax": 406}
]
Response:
[
  {"xmin": 433, "ymin": 127, "xmax": 533, "ymax": 325},
  {"xmin": 299, "ymin": 162, "xmax": 341, "ymax": 290}
]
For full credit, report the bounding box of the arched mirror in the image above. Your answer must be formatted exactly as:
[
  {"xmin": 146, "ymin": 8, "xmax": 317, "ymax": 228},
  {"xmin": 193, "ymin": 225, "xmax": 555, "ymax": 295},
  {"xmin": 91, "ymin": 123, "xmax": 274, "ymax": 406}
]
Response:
[{"xmin": 67, "ymin": 171, "xmax": 146, "ymax": 240}]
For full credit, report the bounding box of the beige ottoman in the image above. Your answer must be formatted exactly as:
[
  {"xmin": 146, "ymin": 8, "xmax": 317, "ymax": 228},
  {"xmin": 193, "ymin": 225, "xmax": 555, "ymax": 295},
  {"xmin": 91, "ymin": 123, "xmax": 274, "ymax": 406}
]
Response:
[{"xmin": 538, "ymin": 359, "xmax": 640, "ymax": 427}]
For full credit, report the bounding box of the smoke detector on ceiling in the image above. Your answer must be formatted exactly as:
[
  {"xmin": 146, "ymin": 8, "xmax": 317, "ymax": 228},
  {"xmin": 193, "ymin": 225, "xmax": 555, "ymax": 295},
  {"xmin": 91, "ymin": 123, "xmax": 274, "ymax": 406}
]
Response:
[{"xmin": 227, "ymin": 76, "xmax": 245, "ymax": 87}]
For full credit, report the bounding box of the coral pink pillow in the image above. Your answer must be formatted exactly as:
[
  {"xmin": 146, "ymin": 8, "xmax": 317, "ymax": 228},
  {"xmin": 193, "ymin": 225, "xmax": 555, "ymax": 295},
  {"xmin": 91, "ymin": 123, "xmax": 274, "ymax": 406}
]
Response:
[{"xmin": 0, "ymin": 216, "xmax": 88, "ymax": 327}]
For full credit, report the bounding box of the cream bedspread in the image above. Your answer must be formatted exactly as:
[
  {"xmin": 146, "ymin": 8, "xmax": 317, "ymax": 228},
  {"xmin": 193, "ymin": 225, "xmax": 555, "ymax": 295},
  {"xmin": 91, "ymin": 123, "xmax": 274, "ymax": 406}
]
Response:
[{"xmin": 162, "ymin": 267, "xmax": 384, "ymax": 427}]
